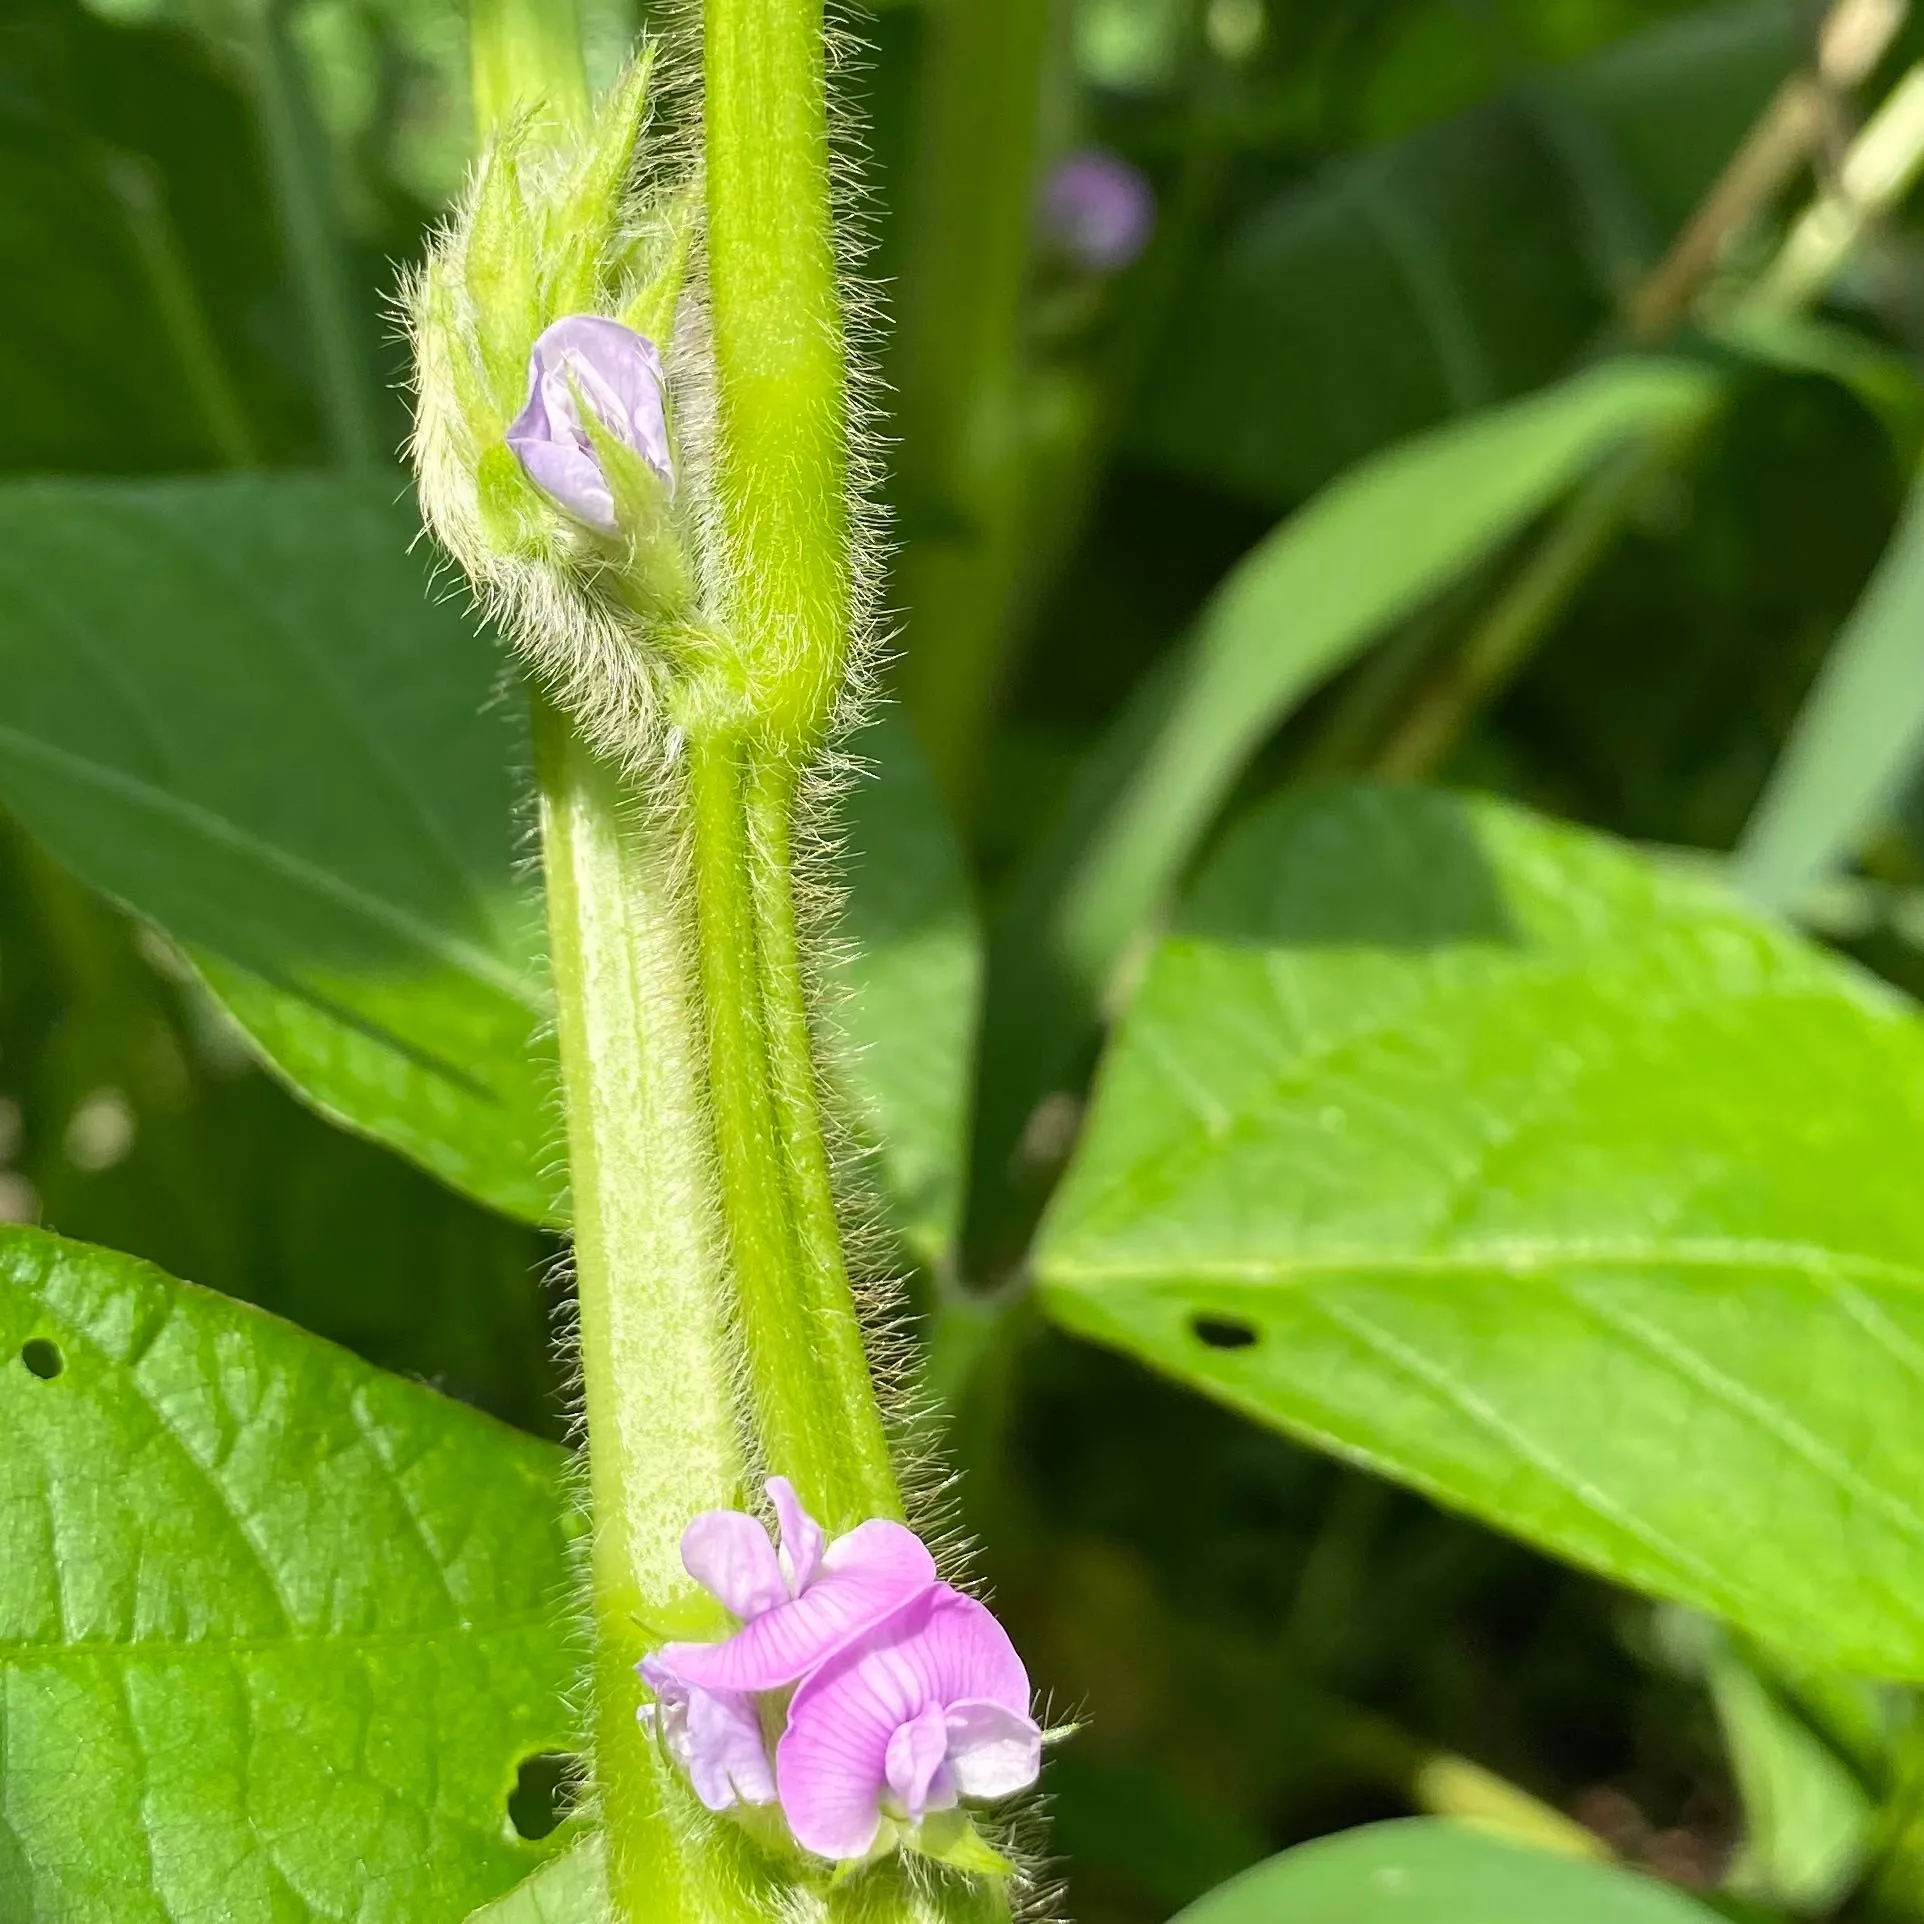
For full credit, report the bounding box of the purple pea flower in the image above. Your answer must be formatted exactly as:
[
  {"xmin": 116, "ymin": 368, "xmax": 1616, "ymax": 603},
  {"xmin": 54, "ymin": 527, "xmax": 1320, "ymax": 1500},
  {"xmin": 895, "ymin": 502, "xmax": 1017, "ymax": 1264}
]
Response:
[
  {"xmin": 505, "ymin": 314, "xmax": 674, "ymax": 537},
  {"xmin": 1042, "ymin": 150, "xmax": 1156, "ymax": 274},
  {"xmin": 637, "ymin": 1657, "xmax": 776, "ymax": 1813},
  {"xmin": 776, "ymin": 1583, "xmax": 1042, "ymax": 1861},
  {"xmin": 660, "ymin": 1477, "xmax": 936, "ymax": 1695}
]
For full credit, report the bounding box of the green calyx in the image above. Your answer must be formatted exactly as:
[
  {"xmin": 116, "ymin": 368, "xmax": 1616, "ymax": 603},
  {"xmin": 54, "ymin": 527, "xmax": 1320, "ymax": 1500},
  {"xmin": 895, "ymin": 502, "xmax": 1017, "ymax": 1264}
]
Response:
[{"xmin": 415, "ymin": 41, "xmax": 854, "ymax": 760}]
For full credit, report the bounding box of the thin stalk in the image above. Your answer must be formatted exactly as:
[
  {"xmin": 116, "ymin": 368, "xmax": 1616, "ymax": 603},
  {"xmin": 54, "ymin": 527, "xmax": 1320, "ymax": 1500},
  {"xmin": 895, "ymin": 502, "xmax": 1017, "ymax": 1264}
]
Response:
[
  {"xmin": 1741, "ymin": 59, "xmax": 1924, "ymax": 318},
  {"xmin": 99, "ymin": 149, "xmax": 259, "ymax": 468},
  {"xmin": 534, "ymin": 706, "xmax": 755, "ymax": 1924},
  {"xmin": 745, "ymin": 756, "xmax": 898, "ymax": 1521},
  {"xmin": 251, "ymin": 0, "xmax": 380, "ymax": 467},
  {"xmin": 1629, "ymin": 0, "xmax": 1906, "ymax": 338},
  {"xmin": 890, "ymin": 0, "xmax": 1059, "ymax": 816},
  {"xmin": 1372, "ymin": 440, "xmax": 1670, "ymax": 781},
  {"xmin": 687, "ymin": 733, "xmax": 825, "ymax": 1493}
]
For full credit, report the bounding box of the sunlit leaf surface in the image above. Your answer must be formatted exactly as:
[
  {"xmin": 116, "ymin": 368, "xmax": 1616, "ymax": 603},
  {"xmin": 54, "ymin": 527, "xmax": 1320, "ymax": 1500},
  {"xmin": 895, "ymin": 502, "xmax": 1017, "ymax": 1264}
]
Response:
[
  {"xmin": 1039, "ymin": 786, "xmax": 1924, "ymax": 1673},
  {"xmin": 0, "ymin": 1225, "xmax": 579, "ymax": 1920}
]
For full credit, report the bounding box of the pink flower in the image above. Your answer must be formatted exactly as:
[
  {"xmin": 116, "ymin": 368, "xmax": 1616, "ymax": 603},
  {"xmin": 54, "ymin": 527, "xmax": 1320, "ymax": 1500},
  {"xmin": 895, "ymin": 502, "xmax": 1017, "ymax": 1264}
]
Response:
[
  {"xmin": 660, "ymin": 1477, "xmax": 936, "ymax": 1694},
  {"xmin": 637, "ymin": 1657, "xmax": 775, "ymax": 1813},
  {"xmin": 506, "ymin": 314, "xmax": 674, "ymax": 536},
  {"xmin": 775, "ymin": 1584, "xmax": 1042, "ymax": 1862}
]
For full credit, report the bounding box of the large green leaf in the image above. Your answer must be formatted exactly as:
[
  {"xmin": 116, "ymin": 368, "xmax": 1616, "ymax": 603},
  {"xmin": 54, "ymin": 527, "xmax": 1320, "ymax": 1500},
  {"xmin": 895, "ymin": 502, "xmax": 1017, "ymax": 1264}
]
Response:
[
  {"xmin": 0, "ymin": 476, "xmax": 977, "ymax": 1255},
  {"xmin": 1036, "ymin": 785, "xmax": 1924, "ymax": 1675},
  {"xmin": 976, "ymin": 360, "xmax": 1722, "ymax": 1221},
  {"xmin": 1133, "ymin": 1, "xmax": 1792, "ymax": 505},
  {"xmin": 0, "ymin": 1223, "xmax": 579, "ymax": 1919},
  {"xmin": 1735, "ymin": 466, "xmax": 1924, "ymax": 913},
  {"xmin": 1172, "ymin": 1821, "xmax": 1722, "ymax": 1924},
  {"xmin": 0, "ymin": 474, "xmax": 561, "ymax": 1225}
]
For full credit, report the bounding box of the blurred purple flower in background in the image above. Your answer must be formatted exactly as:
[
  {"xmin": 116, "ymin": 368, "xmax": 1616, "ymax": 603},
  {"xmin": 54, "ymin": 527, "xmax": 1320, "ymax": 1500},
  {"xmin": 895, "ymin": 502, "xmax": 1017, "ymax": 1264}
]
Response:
[
  {"xmin": 506, "ymin": 314, "xmax": 674, "ymax": 536},
  {"xmin": 640, "ymin": 1481, "xmax": 1042, "ymax": 1863},
  {"xmin": 1041, "ymin": 149, "xmax": 1156, "ymax": 274}
]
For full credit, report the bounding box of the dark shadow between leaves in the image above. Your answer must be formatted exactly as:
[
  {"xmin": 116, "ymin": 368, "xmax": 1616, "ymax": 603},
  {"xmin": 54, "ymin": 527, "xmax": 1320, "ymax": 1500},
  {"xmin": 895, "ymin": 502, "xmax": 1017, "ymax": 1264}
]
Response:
[{"xmin": 1178, "ymin": 784, "xmax": 1520, "ymax": 953}]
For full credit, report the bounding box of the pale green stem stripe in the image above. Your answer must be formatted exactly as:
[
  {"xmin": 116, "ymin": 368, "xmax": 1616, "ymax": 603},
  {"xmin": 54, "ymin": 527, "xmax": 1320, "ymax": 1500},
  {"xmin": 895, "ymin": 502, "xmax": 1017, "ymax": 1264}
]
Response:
[{"xmin": 534, "ymin": 705, "xmax": 750, "ymax": 1924}]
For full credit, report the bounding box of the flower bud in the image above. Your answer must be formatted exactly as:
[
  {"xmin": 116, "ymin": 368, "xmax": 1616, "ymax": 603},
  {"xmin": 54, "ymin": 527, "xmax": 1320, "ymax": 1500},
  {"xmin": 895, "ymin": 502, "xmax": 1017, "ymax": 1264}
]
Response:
[
  {"xmin": 508, "ymin": 316, "xmax": 675, "ymax": 538},
  {"xmin": 408, "ymin": 51, "xmax": 701, "ymax": 748}
]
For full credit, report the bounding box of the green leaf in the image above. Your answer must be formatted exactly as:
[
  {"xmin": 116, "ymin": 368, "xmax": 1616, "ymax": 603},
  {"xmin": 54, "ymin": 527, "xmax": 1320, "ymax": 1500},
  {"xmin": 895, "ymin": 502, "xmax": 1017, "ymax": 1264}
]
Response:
[
  {"xmin": 466, "ymin": 1835, "xmax": 607, "ymax": 1923},
  {"xmin": 1132, "ymin": 1, "xmax": 1792, "ymax": 505},
  {"xmin": 830, "ymin": 714, "xmax": 980, "ymax": 1265},
  {"xmin": 977, "ymin": 360, "xmax": 1722, "ymax": 1219},
  {"xmin": 0, "ymin": 475, "xmax": 974, "ymax": 1253},
  {"xmin": 1171, "ymin": 1821, "xmax": 1724, "ymax": 1924},
  {"xmin": 0, "ymin": 473, "xmax": 562, "ymax": 1226},
  {"xmin": 0, "ymin": 1223, "xmax": 579, "ymax": 1919},
  {"xmin": 1036, "ymin": 785, "xmax": 1924, "ymax": 1675},
  {"xmin": 1734, "ymin": 467, "xmax": 1924, "ymax": 913}
]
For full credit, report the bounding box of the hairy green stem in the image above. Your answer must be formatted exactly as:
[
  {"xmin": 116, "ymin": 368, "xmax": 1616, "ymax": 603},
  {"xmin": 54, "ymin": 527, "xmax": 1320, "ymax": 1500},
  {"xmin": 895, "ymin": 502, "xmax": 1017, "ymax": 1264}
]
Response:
[
  {"xmin": 687, "ymin": 734, "xmax": 823, "ymax": 1483},
  {"xmin": 700, "ymin": 0, "xmax": 899, "ymax": 1529},
  {"xmin": 535, "ymin": 706, "xmax": 752, "ymax": 1924},
  {"xmin": 689, "ymin": 734, "xmax": 896, "ymax": 1531},
  {"xmin": 745, "ymin": 756, "xmax": 899, "ymax": 1522},
  {"xmin": 703, "ymin": 0, "xmax": 849, "ymax": 746}
]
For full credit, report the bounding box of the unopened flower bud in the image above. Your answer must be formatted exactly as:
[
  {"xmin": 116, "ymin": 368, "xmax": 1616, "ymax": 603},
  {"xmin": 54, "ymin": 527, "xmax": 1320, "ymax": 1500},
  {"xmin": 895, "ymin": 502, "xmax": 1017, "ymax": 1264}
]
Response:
[
  {"xmin": 508, "ymin": 315, "xmax": 675, "ymax": 537},
  {"xmin": 1042, "ymin": 150, "xmax": 1155, "ymax": 274}
]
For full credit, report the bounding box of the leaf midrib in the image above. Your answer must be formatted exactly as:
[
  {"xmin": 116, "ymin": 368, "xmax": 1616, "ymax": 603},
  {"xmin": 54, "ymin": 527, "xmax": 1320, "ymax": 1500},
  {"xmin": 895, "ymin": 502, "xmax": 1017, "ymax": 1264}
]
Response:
[{"xmin": 1041, "ymin": 1235, "xmax": 1924, "ymax": 1291}]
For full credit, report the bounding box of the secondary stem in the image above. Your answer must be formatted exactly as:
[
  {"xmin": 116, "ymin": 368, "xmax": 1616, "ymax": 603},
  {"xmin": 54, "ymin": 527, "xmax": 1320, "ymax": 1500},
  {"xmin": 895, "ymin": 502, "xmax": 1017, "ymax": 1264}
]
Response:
[
  {"xmin": 688, "ymin": 733, "xmax": 897, "ymax": 1531},
  {"xmin": 700, "ymin": 0, "xmax": 900, "ymax": 1530},
  {"xmin": 745, "ymin": 755, "xmax": 899, "ymax": 1522},
  {"xmin": 703, "ymin": 0, "xmax": 849, "ymax": 745}
]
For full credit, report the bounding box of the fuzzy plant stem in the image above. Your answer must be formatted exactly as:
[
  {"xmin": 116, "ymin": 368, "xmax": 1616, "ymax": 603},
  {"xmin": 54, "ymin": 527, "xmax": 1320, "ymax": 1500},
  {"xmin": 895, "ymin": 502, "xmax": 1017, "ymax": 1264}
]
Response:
[
  {"xmin": 479, "ymin": 0, "xmax": 908, "ymax": 1906},
  {"xmin": 536, "ymin": 705, "xmax": 758, "ymax": 1924},
  {"xmin": 699, "ymin": 0, "xmax": 900, "ymax": 1531}
]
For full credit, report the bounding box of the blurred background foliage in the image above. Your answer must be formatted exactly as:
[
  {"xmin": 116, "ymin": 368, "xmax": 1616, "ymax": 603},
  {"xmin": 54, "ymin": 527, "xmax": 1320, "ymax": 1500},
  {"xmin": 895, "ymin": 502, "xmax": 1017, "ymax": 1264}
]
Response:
[{"xmin": 4, "ymin": 0, "xmax": 1924, "ymax": 1918}]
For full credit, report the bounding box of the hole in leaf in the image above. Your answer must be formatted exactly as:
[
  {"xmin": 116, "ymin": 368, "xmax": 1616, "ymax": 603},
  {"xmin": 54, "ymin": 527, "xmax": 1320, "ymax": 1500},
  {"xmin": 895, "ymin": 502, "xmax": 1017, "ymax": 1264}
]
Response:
[
  {"xmin": 1190, "ymin": 1315, "xmax": 1258, "ymax": 1352},
  {"xmin": 508, "ymin": 1752, "xmax": 585, "ymax": 1841},
  {"xmin": 20, "ymin": 1338, "xmax": 63, "ymax": 1380}
]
